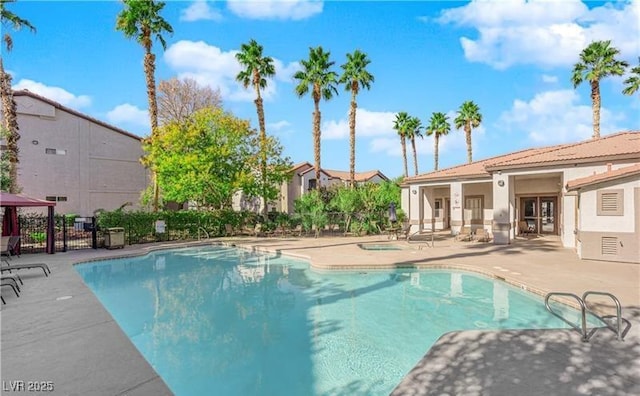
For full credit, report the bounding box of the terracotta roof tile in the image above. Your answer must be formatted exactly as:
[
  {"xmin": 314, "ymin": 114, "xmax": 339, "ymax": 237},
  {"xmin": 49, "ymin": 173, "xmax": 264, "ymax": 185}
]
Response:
[
  {"xmin": 324, "ymin": 169, "xmax": 388, "ymax": 182},
  {"xmin": 405, "ymin": 131, "xmax": 640, "ymax": 184},
  {"xmin": 566, "ymin": 163, "xmax": 640, "ymax": 191},
  {"xmin": 486, "ymin": 131, "xmax": 640, "ymax": 170}
]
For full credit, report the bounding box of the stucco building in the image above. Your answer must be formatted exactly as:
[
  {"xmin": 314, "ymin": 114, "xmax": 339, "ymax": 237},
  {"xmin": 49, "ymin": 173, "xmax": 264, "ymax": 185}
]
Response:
[
  {"xmin": 1, "ymin": 90, "xmax": 149, "ymax": 216},
  {"xmin": 401, "ymin": 131, "xmax": 640, "ymax": 263},
  {"xmin": 279, "ymin": 162, "xmax": 389, "ymax": 214}
]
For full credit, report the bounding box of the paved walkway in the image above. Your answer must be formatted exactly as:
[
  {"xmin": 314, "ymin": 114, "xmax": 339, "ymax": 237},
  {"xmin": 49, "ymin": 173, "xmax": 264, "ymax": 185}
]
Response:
[{"xmin": 1, "ymin": 234, "xmax": 638, "ymax": 395}]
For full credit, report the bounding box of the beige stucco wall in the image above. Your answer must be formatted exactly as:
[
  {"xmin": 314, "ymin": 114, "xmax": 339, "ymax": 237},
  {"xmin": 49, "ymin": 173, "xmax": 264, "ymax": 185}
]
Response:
[{"xmin": 12, "ymin": 95, "xmax": 149, "ymax": 216}]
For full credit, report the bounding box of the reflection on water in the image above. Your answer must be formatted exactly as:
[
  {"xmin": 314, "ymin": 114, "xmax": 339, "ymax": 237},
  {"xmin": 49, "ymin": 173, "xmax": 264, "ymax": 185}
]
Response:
[{"xmin": 76, "ymin": 246, "xmax": 577, "ymax": 396}]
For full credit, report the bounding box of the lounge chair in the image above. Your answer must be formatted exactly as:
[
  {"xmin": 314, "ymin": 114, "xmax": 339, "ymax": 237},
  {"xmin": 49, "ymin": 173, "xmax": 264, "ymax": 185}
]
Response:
[
  {"xmin": 1, "ymin": 258, "xmax": 51, "ymax": 277},
  {"xmin": 1, "ymin": 235, "xmax": 20, "ymax": 259},
  {"xmin": 519, "ymin": 221, "xmax": 534, "ymax": 236},
  {"xmin": 474, "ymin": 228, "xmax": 492, "ymax": 242},
  {"xmin": 455, "ymin": 226, "xmax": 473, "ymax": 242},
  {"xmin": 1, "ymin": 276, "xmax": 21, "ymax": 304}
]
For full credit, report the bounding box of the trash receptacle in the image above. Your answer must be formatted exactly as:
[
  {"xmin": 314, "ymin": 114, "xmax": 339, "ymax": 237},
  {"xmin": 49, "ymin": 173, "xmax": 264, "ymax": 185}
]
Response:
[{"xmin": 104, "ymin": 227, "xmax": 125, "ymax": 249}]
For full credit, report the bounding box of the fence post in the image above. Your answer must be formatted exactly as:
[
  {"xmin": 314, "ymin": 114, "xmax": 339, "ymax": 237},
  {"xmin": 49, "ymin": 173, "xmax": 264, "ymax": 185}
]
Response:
[
  {"xmin": 62, "ymin": 215, "xmax": 67, "ymax": 252},
  {"xmin": 92, "ymin": 216, "xmax": 97, "ymax": 249}
]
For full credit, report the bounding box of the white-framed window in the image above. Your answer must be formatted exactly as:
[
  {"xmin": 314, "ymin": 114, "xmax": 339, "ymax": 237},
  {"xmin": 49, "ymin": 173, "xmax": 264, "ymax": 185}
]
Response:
[
  {"xmin": 45, "ymin": 148, "xmax": 66, "ymax": 155},
  {"xmin": 464, "ymin": 196, "xmax": 483, "ymax": 224}
]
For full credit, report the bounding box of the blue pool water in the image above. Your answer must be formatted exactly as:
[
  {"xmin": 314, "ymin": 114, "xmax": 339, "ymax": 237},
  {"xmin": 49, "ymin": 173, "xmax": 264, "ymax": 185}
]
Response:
[{"xmin": 76, "ymin": 246, "xmax": 585, "ymax": 395}]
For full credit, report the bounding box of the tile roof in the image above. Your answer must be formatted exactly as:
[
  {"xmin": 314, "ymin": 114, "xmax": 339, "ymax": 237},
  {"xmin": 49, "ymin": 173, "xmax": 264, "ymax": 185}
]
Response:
[
  {"xmin": 404, "ymin": 131, "xmax": 640, "ymax": 184},
  {"xmin": 486, "ymin": 131, "xmax": 640, "ymax": 170},
  {"xmin": 566, "ymin": 163, "xmax": 640, "ymax": 191},
  {"xmin": 404, "ymin": 147, "xmax": 546, "ymax": 183},
  {"xmin": 291, "ymin": 161, "xmax": 313, "ymax": 173},
  {"xmin": 14, "ymin": 90, "xmax": 142, "ymax": 141},
  {"xmin": 323, "ymin": 169, "xmax": 389, "ymax": 182}
]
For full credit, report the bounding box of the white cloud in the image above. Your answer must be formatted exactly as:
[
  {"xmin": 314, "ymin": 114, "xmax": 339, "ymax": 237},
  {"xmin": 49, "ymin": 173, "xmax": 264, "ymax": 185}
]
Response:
[
  {"xmin": 268, "ymin": 120, "xmax": 291, "ymax": 131},
  {"xmin": 273, "ymin": 59, "xmax": 301, "ymax": 83},
  {"xmin": 323, "ymin": 109, "xmax": 397, "ymax": 140},
  {"xmin": 164, "ymin": 40, "xmax": 298, "ymax": 103},
  {"xmin": 437, "ymin": 0, "xmax": 639, "ymax": 69},
  {"xmin": 180, "ymin": 1, "xmax": 222, "ymax": 22},
  {"xmin": 497, "ymin": 89, "xmax": 624, "ymax": 143},
  {"xmin": 106, "ymin": 103, "xmax": 149, "ymax": 129},
  {"xmin": 542, "ymin": 74, "xmax": 558, "ymax": 83},
  {"xmin": 13, "ymin": 79, "xmax": 92, "ymax": 108},
  {"xmin": 227, "ymin": 0, "xmax": 323, "ymax": 20}
]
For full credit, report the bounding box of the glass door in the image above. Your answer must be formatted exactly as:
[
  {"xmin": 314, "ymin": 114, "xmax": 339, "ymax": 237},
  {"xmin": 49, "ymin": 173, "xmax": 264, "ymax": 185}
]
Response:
[
  {"xmin": 540, "ymin": 197, "xmax": 556, "ymax": 234},
  {"xmin": 522, "ymin": 198, "xmax": 537, "ymax": 233}
]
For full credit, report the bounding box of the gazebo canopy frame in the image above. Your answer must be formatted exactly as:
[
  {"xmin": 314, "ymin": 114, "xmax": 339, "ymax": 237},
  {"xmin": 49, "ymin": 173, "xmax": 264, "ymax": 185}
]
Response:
[{"xmin": 0, "ymin": 192, "xmax": 56, "ymax": 254}]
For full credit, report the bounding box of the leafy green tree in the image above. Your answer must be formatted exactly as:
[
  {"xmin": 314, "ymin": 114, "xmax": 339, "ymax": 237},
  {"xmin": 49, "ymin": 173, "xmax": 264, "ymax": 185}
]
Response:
[
  {"xmin": 393, "ymin": 112, "xmax": 410, "ymax": 177},
  {"xmin": 293, "ymin": 190, "xmax": 327, "ymax": 237},
  {"xmin": 454, "ymin": 101, "xmax": 482, "ymax": 163},
  {"xmin": 329, "ymin": 186, "xmax": 361, "ymax": 233},
  {"xmin": 426, "ymin": 112, "xmax": 451, "ymax": 171},
  {"xmin": 571, "ymin": 40, "xmax": 628, "ymax": 139},
  {"xmin": 405, "ymin": 116, "xmax": 423, "ymax": 176},
  {"xmin": 339, "ymin": 50, "xmax": 374, "ymax": 188},
  {"xmin": 240, "ymin": 133, "xmax": 293, "ymax": 214},
  {"xmin": 236, "ymin": 39, "xmax": 276, "ymax": 216},
  {"xmin": 622, "ymin": 57, "xmax": 640, "ymax": 97},
  {"xmin": 149, "ymin": 108, "xmax": 255, "ymax": 208},
  {"xmin": 1, "ymin": 0, "xmax": 35, "ymax": 193},
  {"xmin": 116, "ymin": 0, "xmax": 173, "ymax": 211},
  {"xmin": 294, "ymin": 46, "xmax": 338, "ymax": 189}
]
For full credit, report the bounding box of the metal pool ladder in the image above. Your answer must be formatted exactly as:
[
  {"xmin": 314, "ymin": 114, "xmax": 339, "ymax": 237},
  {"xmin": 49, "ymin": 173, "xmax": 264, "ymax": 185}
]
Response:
[{"xmin": 544, "ymin": 291, "xmax": 631, "ymax": 342}]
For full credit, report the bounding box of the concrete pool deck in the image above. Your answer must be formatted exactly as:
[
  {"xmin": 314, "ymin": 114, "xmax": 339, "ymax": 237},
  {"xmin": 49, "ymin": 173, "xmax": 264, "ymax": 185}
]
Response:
[{"xmin": 1, "ymin": 234, "xmax": 639, "ymax": 395}]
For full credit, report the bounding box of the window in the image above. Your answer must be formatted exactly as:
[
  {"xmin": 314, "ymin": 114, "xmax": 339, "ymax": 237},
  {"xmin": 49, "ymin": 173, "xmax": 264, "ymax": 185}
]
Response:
[
  {"xmin": 597, "ymin": 189, "xmax": 623, "ymax": 216},
  {"xmin": 434, "ymin": 199, "xmax": 443, "ymax": 218},
  {"xmin": 45, "ymin": 148, "xmax": 66, "ymax": 155},
  {"xmin": 45, "ymin": 196, "xmax": 67, "ymax": 202},
  {"xmin": 464, "ymin": 196, "xmax": 483, "ymax": 224},
  {"xmin": 308, "ymin": 178, "xmax": 317, "ymax": 191}
]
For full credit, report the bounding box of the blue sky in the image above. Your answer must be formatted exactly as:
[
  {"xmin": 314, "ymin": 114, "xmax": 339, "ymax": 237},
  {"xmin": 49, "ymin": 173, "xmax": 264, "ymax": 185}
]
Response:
[{"xmin": 6, "ymin": 0, "xmax": 640, "ymax": 179}]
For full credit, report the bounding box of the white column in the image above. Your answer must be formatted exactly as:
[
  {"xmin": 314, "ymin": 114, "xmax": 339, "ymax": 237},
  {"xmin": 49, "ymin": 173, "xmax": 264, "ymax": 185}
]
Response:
[
  {"xmin": 450, "ymin": 182, "xmax": 463, "ymax": 234},
  {"xmin": 492, "ymin": 174, "xmax": 512, "ymax": 244}
]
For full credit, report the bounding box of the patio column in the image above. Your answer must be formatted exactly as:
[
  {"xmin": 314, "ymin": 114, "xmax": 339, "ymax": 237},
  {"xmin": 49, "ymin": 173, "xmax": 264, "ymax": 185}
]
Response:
[
  {"xmin": 46, "ymin": 206, "xmax": 55, "ymax": 254},
  {"xmin": 408, "ymin": 185, "xmax": 421, "ymax": 233},
  {"xmin": 492, "ymin": 173, "xmax": 513, "ymax": 244},
  {"xmin": 450, "ymin": 182, "xmax": 463, "ymax": 234}
]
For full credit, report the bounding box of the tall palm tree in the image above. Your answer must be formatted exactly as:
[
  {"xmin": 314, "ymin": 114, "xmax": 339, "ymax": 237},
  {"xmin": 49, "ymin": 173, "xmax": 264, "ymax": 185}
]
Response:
[
  {"xmin": 454, "ymin": 101, "xmax": 482, "ymax": 163},
  {"xmin": 405, "ymin": 116, "xmax": 423, "ymax": 176},
  {"xmin": 393, "ymin": 112, "xmax": 410, "ymax": 178},
  {"xmin": 235, "ymin": 39, "xmax": 276, "ymax": 216},
  {"xmin": 339, "ymin": 49, "xmax": 374, "ymax": 188},
  {"xmin": 426, "ymin": 112, "xmax": 450, "ymax": 171},
  {"xmin": 293, "ymin": 46, "xmax": 338, "ymax": 189},
  {"xmin": 622, "ymin": 57, "xmax": 640, "ymax": 97},
  {"xmin": 571, "ymin": 40, "xmax": 628, "ymax": 139},
  {"xmin": 116, "ymin": 0, "xmax": 173, "ymax": 211},
  {"xmin": 1, "ymin": 0, "xmax": 35, "ymax": 193}
]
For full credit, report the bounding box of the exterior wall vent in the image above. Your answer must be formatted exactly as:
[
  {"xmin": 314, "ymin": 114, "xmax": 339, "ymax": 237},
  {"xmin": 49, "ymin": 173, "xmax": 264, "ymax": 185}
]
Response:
[{"xmin": 601, "ymin": 237, "xmax": 618, "ymax": 256}]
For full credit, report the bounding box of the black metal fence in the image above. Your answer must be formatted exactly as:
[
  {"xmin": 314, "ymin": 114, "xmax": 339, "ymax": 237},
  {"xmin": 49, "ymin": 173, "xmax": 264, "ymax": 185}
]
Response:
[{"xmin": 19, "ymin": 213, "xmax": 102, "ymax": 254}]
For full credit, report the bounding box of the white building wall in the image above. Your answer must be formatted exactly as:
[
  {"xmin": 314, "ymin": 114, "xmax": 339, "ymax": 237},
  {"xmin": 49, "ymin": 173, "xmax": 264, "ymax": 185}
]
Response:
[
  {"xmin": 579, "ymin": 180, "xmax": 638, "ymax": 232},
  {"xmin": 12, "ymin": 94, "xmax": 149, "ymax": 216}
]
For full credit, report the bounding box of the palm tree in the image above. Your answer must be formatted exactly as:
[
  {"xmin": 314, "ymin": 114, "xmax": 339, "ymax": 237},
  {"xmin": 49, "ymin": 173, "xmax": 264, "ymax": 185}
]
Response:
[
  {"xmin": 339, "ymin": 50, "xmax": 374, "ymax": 188},
  {"xmin": 116, "ymin": 0, "xmax": 173, "ymax": 211},
  {"xmin": 454, "ymin": 101, "xmax": 482, "ymax": 163},
  {"xmin": 426, "ymin": 112, "xmax": 450, "ymax": 171},
  {"xmin": 622, "ymin": 57, "xmax": 640, "ymax": 97},
  {"xmin": 571, "ymin": 40, "xmax": 628, "ymax": 139},
  {"xmin": 235, "ymin": 39, "xmax": 276, "ymax": 216},
  {"xmin": 293, "ymin": 46, "xmax": 338, "ymax": 189},
  {"xmin": 1, "ymin": 0, "xmax": 35, "ymax": 193},
  {"xmin": 393, "ymin": 112, "xmax": 410, "ymax": 177},
  {"xmin": 405, "ymin": 116, "xmax": 423, "ymax": 176}
]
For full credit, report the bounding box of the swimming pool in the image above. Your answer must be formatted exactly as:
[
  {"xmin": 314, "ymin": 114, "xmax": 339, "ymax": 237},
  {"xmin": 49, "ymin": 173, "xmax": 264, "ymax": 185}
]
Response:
[{"xmin": 75, "ymin": 245, "xmax": 584, "ymax": 395}]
